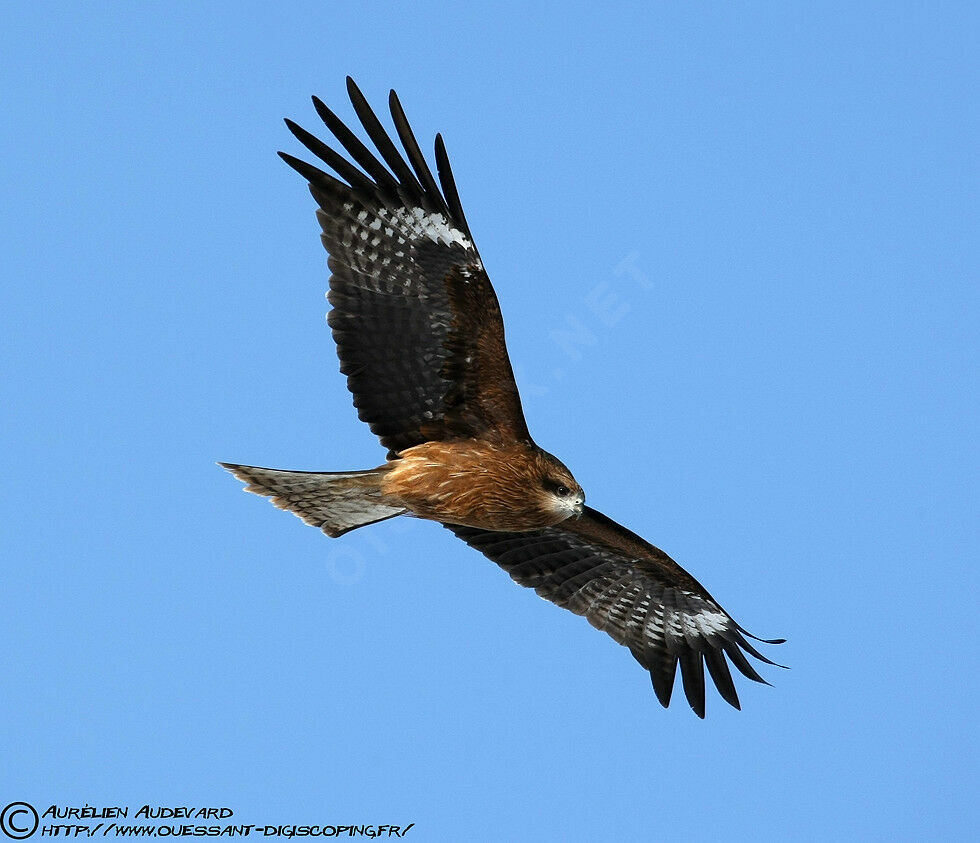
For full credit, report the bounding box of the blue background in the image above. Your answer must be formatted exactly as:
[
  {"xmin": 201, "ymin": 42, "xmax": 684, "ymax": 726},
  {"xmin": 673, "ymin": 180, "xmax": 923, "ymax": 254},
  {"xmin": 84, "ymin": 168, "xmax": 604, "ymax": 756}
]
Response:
[{"xmin": 3, "ymin": 2, "xmax": 977, "ymax": 840}]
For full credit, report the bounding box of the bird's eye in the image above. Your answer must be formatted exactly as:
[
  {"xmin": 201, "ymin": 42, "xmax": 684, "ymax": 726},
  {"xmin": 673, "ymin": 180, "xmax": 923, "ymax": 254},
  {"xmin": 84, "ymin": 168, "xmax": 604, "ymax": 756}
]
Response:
[{"xmin": 555, "ymin": 485, "xmax": 570, "ymax": 497}]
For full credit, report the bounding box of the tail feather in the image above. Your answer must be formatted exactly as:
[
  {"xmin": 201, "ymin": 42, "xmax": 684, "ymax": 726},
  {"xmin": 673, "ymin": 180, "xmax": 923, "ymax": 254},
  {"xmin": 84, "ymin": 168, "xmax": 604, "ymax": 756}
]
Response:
[{"xmin": 220, "ymin": 463, "xmax": 405, "ymax": 537}]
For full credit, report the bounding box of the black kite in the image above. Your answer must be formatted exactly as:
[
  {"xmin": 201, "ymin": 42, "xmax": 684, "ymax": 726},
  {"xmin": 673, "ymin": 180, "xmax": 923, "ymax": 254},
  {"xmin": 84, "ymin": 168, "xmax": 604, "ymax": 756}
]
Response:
[{"xmin": 222, "ymin": 79, "xmax": 783, "ymax": 717}]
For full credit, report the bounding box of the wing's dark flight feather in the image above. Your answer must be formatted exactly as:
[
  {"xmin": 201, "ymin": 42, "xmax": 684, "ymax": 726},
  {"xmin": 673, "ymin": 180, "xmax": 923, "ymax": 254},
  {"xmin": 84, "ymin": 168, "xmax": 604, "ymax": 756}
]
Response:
[
  {"xmin": 722, "ymin": 642, "xmax": 770, "ymax": 685},
  {"xmin": 735, "ymin": 637, "xmax": 782, "ymax": 666},
  {"xmin": 344, "ymin": 77, "xmax": 428, "ymax": 207},
  {"xmin": 704, "ymin": 647, "xmax": 740, "ymax": 710},
  {"xmin": 284, "ymin": 119, "xmax": 379, "ymax": 196},
  {"xmin": 447, "ymin": 506, "xmax": 782, "ymax": 717},
  {"xmin": 310, "ymin": 97, "xmax": 402, "ymax": 197},
  {"xmin": 738, "ymin": 627, "xmax": 787, "ymax": 645},
  {"xmin": 278, "ymin": 152, "xmax": 348, "ymax": 194},
  {"xmin": 388, "ymin": 90, "xmax": 450, "ymax": 219},
  {"xmin": 434, "ymin": 133, "xmax": 472, "ymax": 240},
  {"xmin": 643, "ymin": 646, "xmax": 679, "ymax": 708},
  {"xmin": 280, "ymin": 80, "xmax": 530, "ymax": 454}
]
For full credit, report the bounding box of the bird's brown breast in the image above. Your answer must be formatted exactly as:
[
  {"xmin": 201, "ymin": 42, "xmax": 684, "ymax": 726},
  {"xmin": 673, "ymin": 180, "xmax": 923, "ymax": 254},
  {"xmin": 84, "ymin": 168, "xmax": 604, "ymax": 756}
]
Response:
[{"xmin": 379, "ymin": 439, "xmax": 561, "ymax": 531}]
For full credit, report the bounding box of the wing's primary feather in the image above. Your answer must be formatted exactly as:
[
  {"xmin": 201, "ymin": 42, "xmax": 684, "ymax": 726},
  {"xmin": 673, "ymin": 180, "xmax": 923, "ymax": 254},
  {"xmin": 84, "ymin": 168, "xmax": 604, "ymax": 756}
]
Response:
[
  {"xmin": 433, "ymin": 133, "xmax": 472, "ymax": 240},
  {"xmin": 447, "ymin": 507, "xmax": 784, "ymax": 718},
  {"xmin": 344, "ymin": 77, "xmax": 428, "ymax": 207},
  {"xmin": 280, "ymin": 78, "xmax": 530, "ymax": 456},
  {"xmin": 388, "ymin": 90, "xmax": 450, "ymax": 219},
  {"xmin": 284, "ymin": 119, "xmax": 377, "ymax": 196},
  {"xmin": 310, "ymin": 96, "xmax": 402, "ymax": 198}
]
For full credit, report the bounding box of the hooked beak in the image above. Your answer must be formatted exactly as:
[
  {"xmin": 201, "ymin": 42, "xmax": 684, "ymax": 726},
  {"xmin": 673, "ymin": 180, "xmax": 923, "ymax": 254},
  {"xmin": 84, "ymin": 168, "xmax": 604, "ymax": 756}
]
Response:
[{"xmin": 573, "ymin": 494, "xmax": 585, "ymax": 518}]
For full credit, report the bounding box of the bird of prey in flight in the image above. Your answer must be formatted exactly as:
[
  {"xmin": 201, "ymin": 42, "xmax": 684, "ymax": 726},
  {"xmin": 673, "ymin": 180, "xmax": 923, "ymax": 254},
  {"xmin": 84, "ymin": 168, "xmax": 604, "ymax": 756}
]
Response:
[{"xmin": 222, "ymin": 78, "xmax": 783, "ymax": 717}]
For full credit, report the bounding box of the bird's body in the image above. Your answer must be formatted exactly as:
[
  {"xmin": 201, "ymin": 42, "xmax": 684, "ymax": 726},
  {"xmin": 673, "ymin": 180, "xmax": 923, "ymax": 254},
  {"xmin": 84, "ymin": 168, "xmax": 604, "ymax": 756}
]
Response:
[
  {"xmin": 382, "ymin": 439, "xmax": 582, "ymax": 531},
  {"xmin": 223, "ymin": 79, "xmax": 783, "ymax": 717}
]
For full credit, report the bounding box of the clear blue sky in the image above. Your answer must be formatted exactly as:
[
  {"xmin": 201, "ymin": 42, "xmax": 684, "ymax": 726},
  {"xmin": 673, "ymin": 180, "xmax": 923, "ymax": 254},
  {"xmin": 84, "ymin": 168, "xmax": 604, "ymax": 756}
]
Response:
[{"xmin": 3, "ymin": 2, "xmax": 977, "ymax": 840}]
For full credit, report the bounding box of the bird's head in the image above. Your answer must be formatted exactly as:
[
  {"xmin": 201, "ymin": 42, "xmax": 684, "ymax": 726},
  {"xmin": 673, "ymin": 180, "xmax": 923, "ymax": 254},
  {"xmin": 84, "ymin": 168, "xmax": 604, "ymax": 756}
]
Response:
[{"xmin": 533, "ymin": 450, "xmax": 585, "ymax": 523}]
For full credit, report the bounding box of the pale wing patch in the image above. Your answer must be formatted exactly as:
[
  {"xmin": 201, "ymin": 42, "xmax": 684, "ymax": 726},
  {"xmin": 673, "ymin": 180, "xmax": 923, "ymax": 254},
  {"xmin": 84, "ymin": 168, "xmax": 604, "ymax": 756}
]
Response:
[
  {"xmin": 394, "ymin": 206, "xmax": 474, "ymax": 249},
  {"xmin": 334, "ymin": 204, "xmax": 479, "ymax": 286},
  {"xmin": 638, "ymin": 590, "xmax": 731, "ymax": 649},
  {"xmin": 677, "ymin": 590, "xmax": 732, "ymax": 637},
  {"xmin": 687, "ymin": 600, "xmax": 731, "ymax": 637},
  {"xmin": 351, "ymin": 204, "xmax": 473, "ymax": 249}
]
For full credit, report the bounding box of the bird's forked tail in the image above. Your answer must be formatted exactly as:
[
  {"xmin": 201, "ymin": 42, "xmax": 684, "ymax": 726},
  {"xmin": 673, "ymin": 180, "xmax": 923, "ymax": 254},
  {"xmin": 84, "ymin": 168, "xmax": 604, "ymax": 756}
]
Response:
[{"xmin": 220, "ymin": 463, "xmax": 405, "ymax": 537}]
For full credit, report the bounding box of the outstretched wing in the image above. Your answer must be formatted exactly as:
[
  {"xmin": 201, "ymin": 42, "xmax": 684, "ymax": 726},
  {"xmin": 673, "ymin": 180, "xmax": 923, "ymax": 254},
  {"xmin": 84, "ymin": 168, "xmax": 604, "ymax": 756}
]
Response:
[
  {"xmin": 280, "ymin": 78, "xmax": 530, "ymax": 456},
  {"xmin": 448, "ymin": 507, "xmax": 784, "ymax": 717}
]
